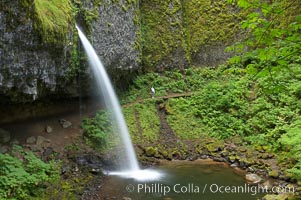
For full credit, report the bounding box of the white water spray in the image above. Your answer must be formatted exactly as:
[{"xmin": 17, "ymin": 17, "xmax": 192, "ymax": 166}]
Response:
[
  {"xmin": 76, "ymin": 25, "xmax": 162, "ymax": 180},
  {"xmin": 76, "ymin": 25, "xmax": 139, "ymax": 171}
]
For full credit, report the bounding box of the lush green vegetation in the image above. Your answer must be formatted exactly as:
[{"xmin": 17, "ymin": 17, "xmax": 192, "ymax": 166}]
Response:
[
  {"xmin": 82, "ymin": 100, "xmax": 161, "ymax": 150},
  {"xmin": 225, "ymin": 0, "xmax": 301, "ymax": 180},
  {"xmin": 1, "ymin": 0, "xmax": 300, "ymax": 198},
  {"xmin": 123, "ymin": 100, "xmax": 160, "ymax": 144},
  {"xmin": 119, "ymin": 63, "xmax": 300, "ymax": 180},
  {"xmin": 119, "ymin": 68, "xmax": 215, "ymax": 104},
  {"xmin": 0, "ymin": 146, "xmax": 59, "ymax": 199},
  {"xmin": 81, "ymin": 111, "xmax": 114, "ymax": 150},
  {"xmin": 33, "ymin": 0, "xmax": 74, "ymax": 43}
]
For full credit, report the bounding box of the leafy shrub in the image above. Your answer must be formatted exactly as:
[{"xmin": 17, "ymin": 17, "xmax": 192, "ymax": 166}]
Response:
[
  {"xmin": 279, "ymin": 119, "xmax": 301, "ymax": 180},
  {"xmin": 82, "ymin": 111, "xmax": 112, "ymax": 150},
  {"xmin": 0, "ymin": 146, "xmax": 59, "ymax": 199}
]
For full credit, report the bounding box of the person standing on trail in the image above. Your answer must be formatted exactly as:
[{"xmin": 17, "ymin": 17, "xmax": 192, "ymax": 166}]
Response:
[{"xmin": 151, "ymin": 87, "xmax": 155, "ymax": 98}]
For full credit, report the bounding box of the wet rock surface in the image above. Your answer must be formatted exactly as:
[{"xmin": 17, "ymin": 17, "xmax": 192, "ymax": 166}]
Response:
[{"xmin": 59, "ymin": 119, "xmax": 72, "ymax": 129}]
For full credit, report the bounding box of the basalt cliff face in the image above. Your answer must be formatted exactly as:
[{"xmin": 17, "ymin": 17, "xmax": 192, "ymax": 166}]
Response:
[
  {"xmin": 0, "ymin": 0, "xmax": 243, "ymax": 103},
  {"xmin": 0, "ymin": 1, "xmax": 75, "ymax": 103},
  {"xmin": 91, "ymin": 0, "xmax": 139, "ymax": 72},
  {"xmin": 0, "ymin": 0, "xmax": 140, "ymax": 103}
]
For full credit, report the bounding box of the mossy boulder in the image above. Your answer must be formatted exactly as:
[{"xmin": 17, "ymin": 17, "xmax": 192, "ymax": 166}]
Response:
[
  {"xmin": 262, "ymin": 180, "xmax": 273, "ymax": 191},
  {"xmin": 237, "ymin": 146, "xmax": 247, "ymax": 153},
  {"xmin": 220, "ymin": 150, "xmax": 229, "ymax": 157},
  {"xmin": 160, "ymin": 150, "xmax": 172, "ymax": 160},
  {"xmin": 204, "ymin": 140, "xmax": 224, "ymax": 153},
  {"xmin": 238, "ymin": 157, "xmax": 256, "ymax": 167},
  {"xmin": 262, "ymin": 193, "xmax": 295, "ymax": 200},
  {"xmin": 268, "ymin": 170, "xmax": 280, "ymax": 178},
  {"xmin": 144, "ymin": 147, "xmax": 160, "ymax": 158},
  {"xmin": 228, "ymin": 156, "xmax": 237, "ymax": 163},
  {"xmin": 231, "ymin": 136, "xmax": 243, "ymax": 145}
]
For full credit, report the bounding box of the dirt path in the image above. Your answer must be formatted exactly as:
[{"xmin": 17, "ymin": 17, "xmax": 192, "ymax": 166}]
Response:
[{"xmin": 156, "ymin": 103, "xmax": 178, "ymax": 144}]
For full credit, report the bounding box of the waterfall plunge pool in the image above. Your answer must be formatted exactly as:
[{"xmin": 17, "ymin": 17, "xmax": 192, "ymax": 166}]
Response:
[{"xmin": 101, "ymin": 160, "xmax": 264, "ymax": 200}]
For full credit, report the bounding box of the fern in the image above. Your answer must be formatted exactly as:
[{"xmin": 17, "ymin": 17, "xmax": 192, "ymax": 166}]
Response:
[{"xmin": 0, "ymin": 146, "xmax": 59, "ymax": 199}]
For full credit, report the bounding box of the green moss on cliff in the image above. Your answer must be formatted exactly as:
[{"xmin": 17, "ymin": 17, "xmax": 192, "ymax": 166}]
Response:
[
  {"xmin": 140, "ymin": 0, "xmax": 184, "ymax": 69},
  {"xmin": 183, "ymin": 0, "xmax": 245, "ymax": 53},
  {"xmin": 33, "ymin": 0, "xmax": 74, "ymax": 44},
  {"xmin": 140, "ymin": 0, "xmax": 247, "ymax": 69}
]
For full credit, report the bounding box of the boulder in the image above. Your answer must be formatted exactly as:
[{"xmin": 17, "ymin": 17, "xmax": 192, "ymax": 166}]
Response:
[
  {"xmin": 0, "ymin": 128, "xmax": 11, "ymax": 143},
  {"xmin": 227, "ymin": 156, "xmax": 236, "ymax": 163},
  {"xmin": 26, "ymin": 136, "xmax": 36, "ymax": 144},
  {"xmin": 262, "ymin": 179, "xmax": 274, "ymax": 190},
  {"xmin": 246, "ymin": 173, "xmax": 262, "ymax": 184},
  {"xmin": 268, "ymin": 170, "xmax": 280, "ymax": 178},
  {"xmin": 212, "ymin": 156, "xmax": 225, "ymax": 162},
  {"xmin": 247, "ymin": 167, "xmax": 255, "ymax": 173},
  {"xmin": 42, "ymin": 147, "xmax": 55, "ymax": 161},
  {"xmin": 230, "ymin": 163, "xmax": 239, "ymax": 168},
  {"xmin": 36, "ymin": 136, "xmax": 47, "ymax": 145},
  {"xmin": 145, "ymin": 147, "xmax": 160, "ymax": 157},
  {"xmin": 59, "ymin": 119, "xmax": 72, "ymax": 128},
  {"xmin": 45, "ymin": 125, "xmax": 53, "ymax": 133},
  {"xmin": 10, "ymin": 139, "xmax": 19, "ymax": 145}
]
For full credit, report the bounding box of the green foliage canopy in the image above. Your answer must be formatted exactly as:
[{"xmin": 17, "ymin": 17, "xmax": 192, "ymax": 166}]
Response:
[{"xmin": 227, "ymin": 0, "xmax": 301, "ymax": 84}]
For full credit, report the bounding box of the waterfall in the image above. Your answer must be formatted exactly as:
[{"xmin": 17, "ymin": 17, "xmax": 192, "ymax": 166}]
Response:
[
  {"xmin": 76, "ymin": 25, "xmax": 139, "ymax": 172},
  {"xmin": 76, "ymin": 25, "xmax": 162, "ymax": 181}
]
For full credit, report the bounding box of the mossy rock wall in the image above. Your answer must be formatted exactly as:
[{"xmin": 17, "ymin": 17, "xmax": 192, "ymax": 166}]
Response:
[
  {"xmin": 0, "ymin": 0, "xmax": 246, "ymax": 102},
  {"xmin": 0, "ymin": 0, "xmax": 86, "ymax": 103},
  {"xmin": 0, "ymin": 0, "xmax": 142, "ymax": 103},
  {"xmin": 140, "ymin": 0, "xmax": 246, "ymax": 70},
  {"xmin": 140, "ymin": 0, "xmax": 187, "ymax": 71}
]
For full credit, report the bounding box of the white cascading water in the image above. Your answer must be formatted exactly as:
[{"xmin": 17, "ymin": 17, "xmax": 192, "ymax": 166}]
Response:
[{"xmin": 76, "ymin": 25, "xmax": 162, "ymax": 181}]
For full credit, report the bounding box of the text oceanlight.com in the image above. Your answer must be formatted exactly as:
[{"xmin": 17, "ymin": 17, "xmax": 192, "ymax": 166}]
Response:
[{"xmin": 125, "ymin": 183, "xmax": 295, "ymax": 196}]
